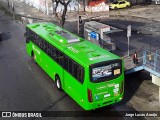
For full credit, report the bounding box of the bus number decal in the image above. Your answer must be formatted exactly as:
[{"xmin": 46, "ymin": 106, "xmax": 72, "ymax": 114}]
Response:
[
  {"xmin": 67, "ymin": 46, "xmax": 79, "ymax": 53},
  {"xmin": 113, "ymin": 88, "xmax": 119, "ymax": 93},
  {"xmin": 108, "ymin": 83, "xmax": 115, "ymax": 87}
]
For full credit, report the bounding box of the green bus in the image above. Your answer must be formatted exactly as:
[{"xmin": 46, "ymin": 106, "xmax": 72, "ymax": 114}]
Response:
[{"xmin": 25, "ymin": 22, "xmax": 124, "ymax": 110}]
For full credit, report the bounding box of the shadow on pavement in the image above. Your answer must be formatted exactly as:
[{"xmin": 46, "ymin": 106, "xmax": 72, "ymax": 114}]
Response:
[{"xmin": 118, "ymin": 70, "xmax": 151, "ymax": 106}]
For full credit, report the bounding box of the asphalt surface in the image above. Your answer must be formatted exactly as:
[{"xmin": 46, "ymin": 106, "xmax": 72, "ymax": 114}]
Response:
[
  {"xmin": 101, "ymin": 18, "xmax": 160, "ymax": 53},
  {"xmin": 0, "ymin": 7, "xmax": 159, "ymax": 120}
]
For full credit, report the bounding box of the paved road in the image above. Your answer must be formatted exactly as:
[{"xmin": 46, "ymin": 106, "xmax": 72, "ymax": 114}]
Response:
[
  {"xmin": 0, "ymin": 9, "xmax": 81, "ymax": 112},
  {"xmin": 0, "ymin": 8, "xmax": 157, "ymax": 120},
  {"xmin": 100, "ymin": 17, "xmax": 160, "ymax": 53}
]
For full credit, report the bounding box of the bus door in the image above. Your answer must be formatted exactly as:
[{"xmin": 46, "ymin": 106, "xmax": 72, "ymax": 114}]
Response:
[{"xmin": 63, "ymin": 56, "xmax": 85, "ymax": 106}]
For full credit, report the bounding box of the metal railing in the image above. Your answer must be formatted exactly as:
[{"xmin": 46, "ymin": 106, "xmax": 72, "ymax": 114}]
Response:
[
  {"xmin": 143, "ymin": 50, "xmax": 160, "ymax": 75},
  {"xmin": 125, "ymin": 49, "xmax": 160, "ymax": 77}
]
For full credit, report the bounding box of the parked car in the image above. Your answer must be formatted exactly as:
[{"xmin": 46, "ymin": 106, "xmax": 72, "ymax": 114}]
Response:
[{"xmin": 109, "ymin": 0, "xmax": 131, "ymax": 10}]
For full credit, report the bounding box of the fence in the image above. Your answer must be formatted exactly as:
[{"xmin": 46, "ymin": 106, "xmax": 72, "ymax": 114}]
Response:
[
  {"xmin": 125, "ymin": 49, "xmax": 160, "ymax": 77},
  {"xmin": 143, "ymin": 50, "xmax": 160, "ymax": 76}
]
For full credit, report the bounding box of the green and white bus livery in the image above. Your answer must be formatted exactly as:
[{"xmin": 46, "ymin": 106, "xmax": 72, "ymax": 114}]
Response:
[{"xmin": 25, "ymin": 23, "xmax": 124, "ymax": 110}]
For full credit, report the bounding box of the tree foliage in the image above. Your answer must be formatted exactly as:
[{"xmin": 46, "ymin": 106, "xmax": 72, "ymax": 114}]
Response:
[{"xmin": 52, "ymin": 0, "xmax": 71, "ymax": 28}]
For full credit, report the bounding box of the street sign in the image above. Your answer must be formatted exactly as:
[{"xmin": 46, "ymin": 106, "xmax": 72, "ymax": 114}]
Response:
[
  {"xmin": 89, "ymin": 32, "xmax": 97, "ymax": 39},
  {"xmin": 89, "ymin": 32, "xmax": 99, "ymax": 41},
  {"xmin": 127, "ymin": 25, "xmax": 131, "ymax": 37},
  {"xmin": 127, "ymin": 25, "xmax": 131, "ymax": 57}
]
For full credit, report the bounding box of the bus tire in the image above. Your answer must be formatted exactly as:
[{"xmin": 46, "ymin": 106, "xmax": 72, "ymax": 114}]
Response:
[
  {"xmin": 114, "ymin": 7, "xmax": 118, "ymax": 10},
  {"xmin": 55, "ymin": 75, "xmax": 62, "ymax": 91}
]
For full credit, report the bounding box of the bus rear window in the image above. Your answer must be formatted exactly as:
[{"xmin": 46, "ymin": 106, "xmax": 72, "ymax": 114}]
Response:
[{"xmin": 91, "ymin": 60, "xmax": 122, "ymax": 82}]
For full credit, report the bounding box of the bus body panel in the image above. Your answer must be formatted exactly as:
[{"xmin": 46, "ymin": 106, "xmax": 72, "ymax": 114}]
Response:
[
  {"xmin": 63, "ymin": 70, "xmax": 87, "ymax": 108},
  {"xmin": 29, "ymin": 42, "xmax": 64, "ymax": 85},
  {"xmin": 26, "ymin": 42, "xmax": 32, "ymax": 57},
  {"xmin": 89, "ymin": 75, "xmax": 124, "ymax": 102},
  {"xmin": 84, "ymin": 60, "xmax": 125, "ymax": 110},
  {"xmin": 85, "ymin": 94, "xmax": 123, "ymax": 110},
  {"xmin": 25, "ymin": 23, "xmax": 125, "ymax": 110}
]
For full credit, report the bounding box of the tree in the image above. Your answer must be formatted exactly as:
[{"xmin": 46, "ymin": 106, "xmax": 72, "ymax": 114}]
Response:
[{"xmin": 52, "ymin": 0, "xmax": 71, "ymax": 28}]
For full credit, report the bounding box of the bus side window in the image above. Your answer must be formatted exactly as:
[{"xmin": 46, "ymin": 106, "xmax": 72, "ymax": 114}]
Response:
[
  {"xmin": 55, "ymin": 49, "xmax": 59, "ymax": 62},
  {"xmin": 79, "ymin": 68, "xmax": 84, "ymax": 83},
  {"xmin": 37, "ymin": 36, "xmax": 41, "ymax": 47},
  {"xmin": 78, "ymin": 67, "xmax": 84, "ymax": 83},
  {"xmin": 26, "ymin": 28, "xmax": 33, "ymax": 43},
  {"xmin": 42, "ymin": 40, "xmax": 46, "ymax": 51},
  {"xmin": 51, "ymin": 46, "xmax": 56, "ymax": 59},
  {"xmin": 58, "ymin": 51, "xmax": 64, "ymax": 65},
  {"xmin": 26, "ymin": 36, "xmax": 30, "ymax": 43},
  {"xmin": 68, "ymin": 59, "xmax": 73, "ymax": 75},
  {"xmin": 73, "ymin": 63, "xmax": 78, "ymax": 79},
  {"xmin": 40, "ymin": 38, "xmax": 44, "ymax": 50},
  {"xmin": 26, "ymin": 28, "xmax": 30, "ymax": 43},
  {"xmin": 32, "ymin": 32, "xmax": 37, "ymax": 44},
  {"xmin": 44, "ymin": 41, "xmax": 48, "ymax": 52},
  {"xmin": 35, "ymin": 34, "xmax": 39, "ymax": 45},
  {"xmin": 64, "ymin": 55, "xmax": 69, "ymax": 71},
  {"xmin": 46, "ymin": 43, "xmax": 50, "ymax": 55},
  {"xmin": 48, "ymin": 44, "xmax": 52, "ymax": 56},
  {"xmin": 71, "ymin": 62, "xmax": 84, "ymax": 84}
]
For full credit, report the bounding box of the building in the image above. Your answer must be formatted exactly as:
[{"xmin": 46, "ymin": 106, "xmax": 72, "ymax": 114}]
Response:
[{"xmin": 20, "ymin": 0, "xmax": 109, "ymax": 15}]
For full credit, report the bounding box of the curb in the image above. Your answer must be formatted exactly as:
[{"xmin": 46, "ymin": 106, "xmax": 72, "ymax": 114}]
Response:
[{"xmin": 108, "ymin": 14, "xmax": 160, "ymax": 35}]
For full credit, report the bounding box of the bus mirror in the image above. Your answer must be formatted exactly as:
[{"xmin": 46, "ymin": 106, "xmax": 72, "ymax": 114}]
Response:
[{"xmin": 58, "ymin": 56, "xmax": 64, "ymax": 60}]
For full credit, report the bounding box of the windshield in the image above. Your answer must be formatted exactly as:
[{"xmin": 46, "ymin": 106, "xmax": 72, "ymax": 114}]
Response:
[
  {"xmin": 91, "ymin": 60, "xmax": 122, "ymax": 82},
  {"xmin": 113, "ymin": 2, "xmax": 119, "ymax": 4}
]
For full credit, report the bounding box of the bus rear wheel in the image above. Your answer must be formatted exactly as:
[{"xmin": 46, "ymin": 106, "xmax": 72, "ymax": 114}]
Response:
[{"xmin": 56, "ymin": 75, "xmax": 62, "ymax": 91}]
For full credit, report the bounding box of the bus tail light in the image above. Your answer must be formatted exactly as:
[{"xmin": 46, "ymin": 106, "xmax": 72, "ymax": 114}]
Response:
[
  {"xmin": 120, "ymin": 81, "xmax": 124, "ymax": 94},
  {"xmin": 87, "ymin": 89, "xmax": 93, "ymax": 103}
]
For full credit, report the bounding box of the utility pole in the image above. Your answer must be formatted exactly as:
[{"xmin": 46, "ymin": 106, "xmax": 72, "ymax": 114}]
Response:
[
  {"xmin": 127, "ymin": 25, "xmax": 131, "ymax": 57},
  {"xmin": 77, "ymin": 15, "xmax": 83, "ymax": 34}
]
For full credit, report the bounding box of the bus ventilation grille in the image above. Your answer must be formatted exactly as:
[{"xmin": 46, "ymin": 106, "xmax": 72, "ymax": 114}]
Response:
[{"xmin": 55, "ymin": 30, "xmax": 80, "ymax": 43}]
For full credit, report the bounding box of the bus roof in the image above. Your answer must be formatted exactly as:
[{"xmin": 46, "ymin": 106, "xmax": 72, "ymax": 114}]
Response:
[{"xmin": 26, "ymin": 23, "xmax": 120, "ymax": 67}]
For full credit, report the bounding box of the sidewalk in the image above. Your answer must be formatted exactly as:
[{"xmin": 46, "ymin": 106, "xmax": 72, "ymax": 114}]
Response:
[
  {"xmin": 109, "ymin": 5, "xmax": 160, "ymax": 23},
  {"xmin": 0, "ymin": 0, "xmax": 160, "ymax": 36}
]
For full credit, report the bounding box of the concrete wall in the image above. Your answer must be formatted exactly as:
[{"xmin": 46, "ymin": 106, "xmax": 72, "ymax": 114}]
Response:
[
  {"xmin": 85, "ymin": 2, "xmax": 109, "ymax": 12},
  {"xmin": 20, "ymin": 0, "xmax": 79, "ymax": 15},
  {"xmin": 20, "ymin": 0, "xmax": 109, "ymax": 15},
  {"xmin": 20, "ymin": 0, "xmax": 50, "ymax": 14}
]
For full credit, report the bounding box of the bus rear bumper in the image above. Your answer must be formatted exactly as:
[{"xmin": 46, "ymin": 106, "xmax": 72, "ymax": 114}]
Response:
[{"xmin": 85, "ymin": 94, "xmax": 123, "ymax": 110}]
